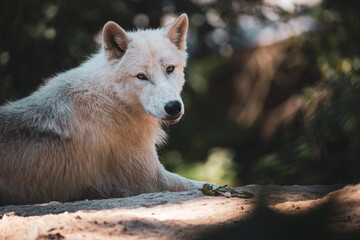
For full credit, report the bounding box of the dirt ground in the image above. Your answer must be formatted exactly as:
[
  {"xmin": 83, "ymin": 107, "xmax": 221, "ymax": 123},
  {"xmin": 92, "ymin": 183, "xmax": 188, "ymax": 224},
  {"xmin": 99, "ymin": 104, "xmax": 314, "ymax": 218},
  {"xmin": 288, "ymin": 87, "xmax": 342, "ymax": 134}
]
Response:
[{"xmin": 1, "ymin": 184, "xmax": 359, "ymax": 240}]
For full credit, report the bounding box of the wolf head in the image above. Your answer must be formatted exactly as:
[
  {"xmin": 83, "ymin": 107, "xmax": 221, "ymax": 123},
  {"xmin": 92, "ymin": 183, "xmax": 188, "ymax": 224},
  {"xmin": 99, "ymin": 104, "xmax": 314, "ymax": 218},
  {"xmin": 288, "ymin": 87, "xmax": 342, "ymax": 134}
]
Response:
[{"xmin": 102, "ymin": 14, "xmax": 189, "ymax": 124}]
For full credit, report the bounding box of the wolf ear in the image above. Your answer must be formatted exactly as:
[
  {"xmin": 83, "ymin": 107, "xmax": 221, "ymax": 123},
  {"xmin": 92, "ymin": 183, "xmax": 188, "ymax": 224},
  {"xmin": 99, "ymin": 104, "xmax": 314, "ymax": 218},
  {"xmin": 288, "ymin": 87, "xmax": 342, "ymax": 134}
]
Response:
[
  {"xmin": 164, "ymin": 14, "xmax": 189, "ymax": 51},
  {"xmin": 102, "ymin": 21, "xmax": 129, "ymax": 60}
]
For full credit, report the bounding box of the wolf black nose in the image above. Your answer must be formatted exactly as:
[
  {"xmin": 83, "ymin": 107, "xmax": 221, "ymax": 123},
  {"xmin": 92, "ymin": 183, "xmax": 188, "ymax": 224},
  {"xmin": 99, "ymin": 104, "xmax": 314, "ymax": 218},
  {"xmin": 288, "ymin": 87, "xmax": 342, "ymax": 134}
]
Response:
[{"xmin": 165, "ymin": 101, "xmax": 182, "ymax": 116}]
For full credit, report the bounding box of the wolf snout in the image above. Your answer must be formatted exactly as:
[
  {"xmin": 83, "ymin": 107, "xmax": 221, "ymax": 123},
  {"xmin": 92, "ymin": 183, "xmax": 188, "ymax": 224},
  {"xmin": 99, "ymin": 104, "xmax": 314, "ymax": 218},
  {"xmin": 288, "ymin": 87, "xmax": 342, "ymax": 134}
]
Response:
[{"xmin": 164, "ymin": 100, "xmax": 182, "ymax": 119}]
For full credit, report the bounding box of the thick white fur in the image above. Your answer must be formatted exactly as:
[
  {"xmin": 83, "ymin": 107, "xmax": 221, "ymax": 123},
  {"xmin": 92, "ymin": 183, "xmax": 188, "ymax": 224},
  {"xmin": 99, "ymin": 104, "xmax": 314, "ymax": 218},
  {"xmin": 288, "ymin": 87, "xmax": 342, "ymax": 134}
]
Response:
[{"xmin": 0, "ymin": 14, "xmax": 210, "ymax": 205}]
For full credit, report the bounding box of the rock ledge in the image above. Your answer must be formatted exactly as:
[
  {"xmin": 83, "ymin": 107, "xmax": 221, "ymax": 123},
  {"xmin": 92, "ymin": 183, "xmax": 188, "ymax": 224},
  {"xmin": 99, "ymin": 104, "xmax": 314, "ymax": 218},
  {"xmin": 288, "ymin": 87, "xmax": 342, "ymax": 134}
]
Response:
[{"xmin": 1, "ymin": 184, "xmax": 359, "ymax": 239}]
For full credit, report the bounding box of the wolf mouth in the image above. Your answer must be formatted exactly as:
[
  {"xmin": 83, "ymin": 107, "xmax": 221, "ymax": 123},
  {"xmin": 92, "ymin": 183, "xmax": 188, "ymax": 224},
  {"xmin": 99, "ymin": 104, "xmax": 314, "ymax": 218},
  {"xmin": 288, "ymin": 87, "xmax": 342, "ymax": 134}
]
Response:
[
  {"xmin": 162, "ymin": 114, "xmax": 182, "ymax": 124},
  {"xmin": 164, "ymin": 115, "xmax": 182, "ymax": 120},
  {"xmin": 148, "ymin": 111, "xmax": 182, "ymax": 123}
]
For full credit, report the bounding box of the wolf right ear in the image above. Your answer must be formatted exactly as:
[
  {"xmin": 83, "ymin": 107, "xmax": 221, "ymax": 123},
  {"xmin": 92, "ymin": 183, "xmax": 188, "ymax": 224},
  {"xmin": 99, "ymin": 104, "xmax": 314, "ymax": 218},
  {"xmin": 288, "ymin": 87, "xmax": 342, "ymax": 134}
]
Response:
[
  {"xmin": 102, "ymin": 21, "xmax": 129, "ymax": 60},
  {"xmin": 164, "ymin": 14, "xmax": 189, "ymax": 51}
]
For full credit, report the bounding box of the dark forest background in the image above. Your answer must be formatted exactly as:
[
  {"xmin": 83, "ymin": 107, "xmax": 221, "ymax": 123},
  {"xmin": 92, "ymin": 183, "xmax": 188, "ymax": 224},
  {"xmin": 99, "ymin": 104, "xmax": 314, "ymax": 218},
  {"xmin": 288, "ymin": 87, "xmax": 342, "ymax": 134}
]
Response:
[{"xmin": 1, "ymin": 0, "xmax": 359, "ymax": 186}]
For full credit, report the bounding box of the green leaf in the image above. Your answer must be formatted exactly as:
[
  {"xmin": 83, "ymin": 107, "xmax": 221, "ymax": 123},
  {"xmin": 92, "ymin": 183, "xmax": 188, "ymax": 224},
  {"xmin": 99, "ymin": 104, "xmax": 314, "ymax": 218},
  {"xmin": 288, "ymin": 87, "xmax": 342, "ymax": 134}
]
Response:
[{"xmin": 201, "ymin": 184, "xmax": 214, "ymax": 196}]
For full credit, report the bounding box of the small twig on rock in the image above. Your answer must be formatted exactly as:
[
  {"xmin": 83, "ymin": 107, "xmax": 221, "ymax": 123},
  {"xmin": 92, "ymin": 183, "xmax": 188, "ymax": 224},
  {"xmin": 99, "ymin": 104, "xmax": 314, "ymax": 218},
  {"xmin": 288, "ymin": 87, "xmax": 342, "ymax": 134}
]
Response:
[{"xmin": 200, "ymin": 184, "xmax": 255, "ymax": 199}]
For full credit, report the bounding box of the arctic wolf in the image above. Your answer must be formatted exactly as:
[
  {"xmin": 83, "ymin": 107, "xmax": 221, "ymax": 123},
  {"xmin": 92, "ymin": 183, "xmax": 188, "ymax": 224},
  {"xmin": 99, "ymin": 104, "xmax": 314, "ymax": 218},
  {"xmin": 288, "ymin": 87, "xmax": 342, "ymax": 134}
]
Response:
[{"xmin": 0, "ymin": 14, "xmax": 210, "ymax": 205}]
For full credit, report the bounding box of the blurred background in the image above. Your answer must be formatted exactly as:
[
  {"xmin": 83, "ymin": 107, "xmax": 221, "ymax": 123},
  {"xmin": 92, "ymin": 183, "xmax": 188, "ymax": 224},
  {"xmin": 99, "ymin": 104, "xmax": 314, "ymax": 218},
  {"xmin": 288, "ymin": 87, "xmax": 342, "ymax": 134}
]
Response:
[{"xmin": 1, "ymin": 0, "xmax": 359, "ymax": 187}]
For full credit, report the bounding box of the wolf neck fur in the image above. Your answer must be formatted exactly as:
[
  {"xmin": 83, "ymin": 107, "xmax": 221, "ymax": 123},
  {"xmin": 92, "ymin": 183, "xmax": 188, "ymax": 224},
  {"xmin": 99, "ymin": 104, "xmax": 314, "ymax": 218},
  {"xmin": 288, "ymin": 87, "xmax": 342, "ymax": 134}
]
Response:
[{"xmin": 64, "ymin": 51, "xmax": 166, "ymax": 149}]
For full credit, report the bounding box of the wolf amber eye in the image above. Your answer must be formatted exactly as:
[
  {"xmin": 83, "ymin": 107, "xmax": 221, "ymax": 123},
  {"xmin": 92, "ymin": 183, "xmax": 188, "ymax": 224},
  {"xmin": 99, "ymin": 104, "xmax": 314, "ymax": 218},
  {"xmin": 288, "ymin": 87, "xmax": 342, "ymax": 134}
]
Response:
[
  {"xmin": 137, "ymin": 73, "xmax": 148, "ymax": 80},
  {"xmin": 166, "ymin": 65, "xmax": 175, "ymax": 73}
]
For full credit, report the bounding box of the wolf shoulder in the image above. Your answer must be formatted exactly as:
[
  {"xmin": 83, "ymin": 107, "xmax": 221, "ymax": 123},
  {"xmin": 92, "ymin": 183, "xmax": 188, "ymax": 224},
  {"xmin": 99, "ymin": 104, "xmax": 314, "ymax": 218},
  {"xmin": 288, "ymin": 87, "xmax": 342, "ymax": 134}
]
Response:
[{"xmin": 0, "ymin": 72, "xmax": 77, "ymax": 142}]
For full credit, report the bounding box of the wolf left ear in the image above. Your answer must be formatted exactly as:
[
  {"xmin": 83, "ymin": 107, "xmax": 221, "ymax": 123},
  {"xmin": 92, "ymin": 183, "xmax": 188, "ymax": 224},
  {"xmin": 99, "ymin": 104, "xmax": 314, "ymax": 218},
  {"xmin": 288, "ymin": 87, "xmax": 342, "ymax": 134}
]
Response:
[
  {"xmin": 102, "ymin": 21, "xmax": 129, "ymax": 60},
  {"xmin": 164, "ymin": 14, "xmax": 189, "ymax": 51}
]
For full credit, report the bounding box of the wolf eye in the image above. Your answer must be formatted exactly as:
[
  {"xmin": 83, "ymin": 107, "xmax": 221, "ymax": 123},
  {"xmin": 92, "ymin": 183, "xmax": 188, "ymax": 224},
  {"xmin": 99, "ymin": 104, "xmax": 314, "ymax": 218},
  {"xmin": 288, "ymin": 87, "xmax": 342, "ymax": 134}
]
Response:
[
  {"xmin": 166, "ymin": 65, "xmax": 175, "ymax": 73},
  {"xmin": 137, "ymin": 73, "xmax": 148, "ymax": 80}
]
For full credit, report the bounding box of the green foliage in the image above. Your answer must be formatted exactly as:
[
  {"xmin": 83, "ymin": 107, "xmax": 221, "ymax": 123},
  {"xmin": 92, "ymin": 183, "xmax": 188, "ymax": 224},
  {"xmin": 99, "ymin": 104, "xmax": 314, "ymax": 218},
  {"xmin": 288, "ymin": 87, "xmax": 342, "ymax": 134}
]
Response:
[{"xmin": 173, "ymin": 147, "xmax": 238, "ymax": 186}]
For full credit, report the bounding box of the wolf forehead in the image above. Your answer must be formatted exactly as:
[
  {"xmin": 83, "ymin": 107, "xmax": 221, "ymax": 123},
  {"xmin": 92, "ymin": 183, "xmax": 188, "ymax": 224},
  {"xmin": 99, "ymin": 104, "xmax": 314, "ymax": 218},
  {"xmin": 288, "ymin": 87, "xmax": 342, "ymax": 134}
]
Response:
[
  {"xmin": 130, "ymin": 30, "xmax": 187, "ymax": 60},
  {"xmin": 122, "ymin": 30, "xmax": 188, "ymax": 69}
]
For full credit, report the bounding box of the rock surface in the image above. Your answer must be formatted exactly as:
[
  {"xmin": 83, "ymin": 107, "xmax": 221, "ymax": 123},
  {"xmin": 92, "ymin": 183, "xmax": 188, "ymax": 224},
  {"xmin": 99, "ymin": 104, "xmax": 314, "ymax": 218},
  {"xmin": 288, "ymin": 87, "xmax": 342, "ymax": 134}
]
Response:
[{"xmin": 0, "ymin": 184, "xmax": 359, "ymax": 239}]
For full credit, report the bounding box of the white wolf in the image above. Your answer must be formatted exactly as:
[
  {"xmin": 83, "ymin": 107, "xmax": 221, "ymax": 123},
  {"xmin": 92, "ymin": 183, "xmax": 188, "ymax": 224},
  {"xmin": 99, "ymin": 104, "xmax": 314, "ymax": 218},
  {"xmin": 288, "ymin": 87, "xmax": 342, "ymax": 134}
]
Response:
[{"xmin": 0, "ymin": 14, "xmax": 211, "ymax": 205}]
